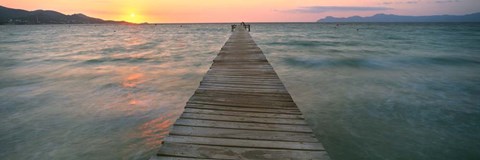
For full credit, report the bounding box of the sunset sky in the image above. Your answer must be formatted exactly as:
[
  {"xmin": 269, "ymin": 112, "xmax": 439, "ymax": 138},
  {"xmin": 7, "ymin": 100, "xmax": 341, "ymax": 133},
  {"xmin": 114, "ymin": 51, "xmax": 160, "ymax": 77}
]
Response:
[{"xmin": 1, "ymin": 0, "xmax": 479, "ymax": 23}]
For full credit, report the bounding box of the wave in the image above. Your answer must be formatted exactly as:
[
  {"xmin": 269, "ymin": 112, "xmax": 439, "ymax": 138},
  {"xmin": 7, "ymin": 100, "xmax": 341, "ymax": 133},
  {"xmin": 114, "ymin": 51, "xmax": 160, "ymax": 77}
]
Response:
[
  {"xmin": 426, "ymin": 56, "xmax": 480, "ymax": 66},
  {"xmin": 267, "ymin": 40, "xmax": 338, "ymax": 47},
  {"xmin": 0, "ymin": 57, "xmax": 17, "ymax": 67},
  {"xmin": 100, "ymin": 46, "xmax": 127, "ymax": 54},
  {"xmin": 98, "ymin": 41, "xmax": 161, "ymax": 55},
  {"xmin": 283, "ymin": 55, "xmax": 480, "ymax": 70},
  {"xmin": 267, "ymin": 40, "xmax": 364, "ymax": 48},
  {"xmin": 82, "ymin": 56, "xmax": 157, "ymax": 64},
  {"xmin": 0, "ymin": 39, "xmax": 31, "ymax": 44},
  {"xmin": 397, "ymin": 56, "xmax": 480, "ymax": 66},
  {"xmin": 283, "ymin": 56, "xmax": 384, "ymax": 69},
  {"xmin": 130, "ymin": 41, "xmax": 160, "ymax": 51}
]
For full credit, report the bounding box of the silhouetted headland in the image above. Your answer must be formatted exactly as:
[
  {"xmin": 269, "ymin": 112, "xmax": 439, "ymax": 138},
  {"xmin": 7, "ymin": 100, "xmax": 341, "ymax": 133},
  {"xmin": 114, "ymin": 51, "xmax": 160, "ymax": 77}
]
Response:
[
  {"xmin": 318, "ymin": 12, "xmax": 480, "ymax": 22},
  {"xmin": 0, "ymin": 5, "xmax": 130, "ymax": 25}
]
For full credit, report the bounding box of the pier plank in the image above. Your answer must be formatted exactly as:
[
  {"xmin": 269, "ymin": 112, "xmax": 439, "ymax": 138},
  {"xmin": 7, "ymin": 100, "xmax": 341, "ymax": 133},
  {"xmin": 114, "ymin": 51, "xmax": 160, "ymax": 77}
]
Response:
[
  {"xmin": 185, "ymin": 104, "xmax": 302, "ymax": 114},
  {"xmin": 183, "ymin": 108, "xmax": 305, "ymax": 119},
  {"xmin": 180, "ymin": 112, "xmax": 307, "ymax": 125},
  {"xmin": 163, "ymin": 135, "xmax": 324, "ymax": 150},
  {"xmin": 174, "ymin": 119, "xmax": 313, "ymax": 133},
  {"xmin": 169, "ymin": 126, "xmax": 319, "ymax": 142},
  {"xmin": 157, "ymin": 143, "xmax": 329, "ymax": 160}
]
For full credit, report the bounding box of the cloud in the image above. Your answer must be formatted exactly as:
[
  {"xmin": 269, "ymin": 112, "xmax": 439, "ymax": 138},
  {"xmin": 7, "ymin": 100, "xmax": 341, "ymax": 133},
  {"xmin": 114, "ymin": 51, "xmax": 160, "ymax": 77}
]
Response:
[
  {"xmin": 401, "ymin": 0, "xmax": 421, "ymax": 4},
  {"xmin": 382, "ymin": 0, "xmax": 422, "ymax": 5},
  {"xmin": 435, "ymin": 0, "xmax": 461, "ymax": 3},
  {"xmin": 382, "ymin": 0, "xmax": 462, "ymax": 5},
  {"xmin": 287, "ymin": 6, "xmax": 393, "ymax": 13}
]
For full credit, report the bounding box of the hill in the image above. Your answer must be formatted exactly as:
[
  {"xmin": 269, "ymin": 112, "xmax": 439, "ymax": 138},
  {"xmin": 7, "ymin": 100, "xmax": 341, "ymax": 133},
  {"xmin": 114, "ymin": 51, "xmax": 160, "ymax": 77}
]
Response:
[
  {"xmin": 0, "ymin": 5, "xmax": 129, "ymax": 24},
  {"xmin": 318, "ymin": 13, "xmax": 480, "ymax": 22}
]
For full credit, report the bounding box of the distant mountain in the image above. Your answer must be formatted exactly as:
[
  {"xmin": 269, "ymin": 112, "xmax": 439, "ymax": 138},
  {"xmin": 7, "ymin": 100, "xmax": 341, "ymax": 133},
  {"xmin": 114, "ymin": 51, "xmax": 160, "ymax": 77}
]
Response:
[
  {"xmin": 318, "ymin": 13, "xmax": 480, "ymax": 22},
  {"xmin": 0, "ymin": 5, "xmax": 129, "ymax": 24}
]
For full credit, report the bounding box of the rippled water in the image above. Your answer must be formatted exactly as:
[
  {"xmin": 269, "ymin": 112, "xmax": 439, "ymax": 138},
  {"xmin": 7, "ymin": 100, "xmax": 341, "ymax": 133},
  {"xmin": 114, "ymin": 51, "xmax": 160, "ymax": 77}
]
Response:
[
  {"xmin": 251, "ymin": 23, "xmax": 480, "ymax": 160},
  {"xmin": 0, "ymin": 24, "xmax": 229, "ymax": 159},
  {"xmin": 1, "ymin": 23, "xmax": 479, "ymax": 160}
]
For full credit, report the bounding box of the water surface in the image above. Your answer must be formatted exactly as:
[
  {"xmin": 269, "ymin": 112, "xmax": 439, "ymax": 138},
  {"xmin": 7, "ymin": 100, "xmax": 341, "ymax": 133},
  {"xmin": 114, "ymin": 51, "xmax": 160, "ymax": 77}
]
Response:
[
  {"xmin": 252, "ymin": 23, "xmax": 480, "ymax": 160},
  {"xmin": 0, "ymin": 24, "xmax": 229, "ymax": 159}
]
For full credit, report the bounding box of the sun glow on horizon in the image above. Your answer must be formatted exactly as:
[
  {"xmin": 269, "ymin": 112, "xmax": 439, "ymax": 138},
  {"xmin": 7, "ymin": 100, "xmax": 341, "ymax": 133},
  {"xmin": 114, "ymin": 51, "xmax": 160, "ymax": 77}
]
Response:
[
  {"xmin": 1, "ymin": 0, "xmax": 479, "ymax": 23},
  {"xmin": 122, "ymin": 10, "xmax": 146, "ymax": 23}
]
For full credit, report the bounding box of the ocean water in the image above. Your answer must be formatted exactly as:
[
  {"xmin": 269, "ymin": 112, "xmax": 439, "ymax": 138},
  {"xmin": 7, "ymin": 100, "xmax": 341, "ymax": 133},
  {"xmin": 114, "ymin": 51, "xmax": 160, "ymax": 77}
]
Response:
[
  {"xmin": 0, "ymin": 24, "xmax": 230, "ymax": 159},
  {"xmin": 0, "ymin": 23, "xmax": 479, "ymax": 160},
  {"xmin": 251, "ymin": 23, "xmax": 480, "ymax": 160}
]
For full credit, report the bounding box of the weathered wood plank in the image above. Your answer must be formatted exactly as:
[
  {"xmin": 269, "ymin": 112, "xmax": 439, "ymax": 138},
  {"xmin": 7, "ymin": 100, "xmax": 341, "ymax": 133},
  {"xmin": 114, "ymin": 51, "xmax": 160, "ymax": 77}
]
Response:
[
  {"xmin": 201, "ymin": 75, "xmax": 282, "ymax": 80},
  {"xmin": 204, "ymin": 73, "xmax": 277, "ymax": 78},
  {"xmin": 207, "ymin": 70, "xmax": 274, "ymax": 73},
  {"xmin": 204, "ymin": 68, "xmax": 275, "ymax": 72},
  {"xmin": 185, "ymin": 104, "xmax": 302, "ymax": 114},
  {"xmin": 200, "ymin": 81, "xmax": 285, "ymax": 87},
  {"xmin": 194, "ymin": 89, "xmax": 293, "ymax": 98},
  {"xmin": 185, "ymin": 102, "xmax": 297, "ymax": 111},
  {"xmin": 203, "ymin": 75, "xmax": 279, "ymax": 79},
  {"xmin": 157, "ymin": 143, "xmax": 329, "ymax": 160},
  {"xmin": 214, "ymin": 54, "xmax": 267, "ymax": 61},
  {"xmin": 180, "ymin": 112, "xmax": 307, "ymax": 125},
  {"xmin": 150, "ymin": 156, "xmax": 209, "ymax": 160},
  {"xmin": 164, "ymin": 135, "xmax": 324, "ymax": 150},
  {"xmin": 199, "ymin": 83, "xmax": 286, "ymax": 90},
  {"xmin": 201, "ymin": 78, "xmax": 281, "ymax": 82},
  {"xmin": 169, "ymin": 126, "xmax": 318, "ymax": 142},
  {"xmin": 197, "ymin": 87, "xmax": 289, "ymax": 94},
  {"xmin": 192, "ymin": 92, "xmax": 293, "ymax": 102},
  {"xmin": 187, "ymin": 98, "xmax": 298, "ymax": 109},
  {"xmin": 174, "ymin": 119, "xmax": 313, "ymax": 133},
  {"xmin": 183, "ymin": 108, "xmax": 305, "ymax": 119}
]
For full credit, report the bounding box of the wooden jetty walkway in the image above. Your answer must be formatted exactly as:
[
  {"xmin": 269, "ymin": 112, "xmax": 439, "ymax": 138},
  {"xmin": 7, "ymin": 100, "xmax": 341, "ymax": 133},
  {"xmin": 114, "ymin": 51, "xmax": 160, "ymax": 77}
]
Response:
[{"xmin": 151, "ymin": 25, "xmax": 330, "ymax": 160}]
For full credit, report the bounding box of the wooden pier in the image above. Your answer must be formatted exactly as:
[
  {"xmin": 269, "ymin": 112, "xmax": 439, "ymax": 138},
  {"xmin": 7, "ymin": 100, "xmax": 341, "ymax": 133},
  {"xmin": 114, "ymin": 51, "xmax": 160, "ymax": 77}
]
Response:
[{"xmin": 151, "ymin": 25, "xmax": 330, "ymax": 160}]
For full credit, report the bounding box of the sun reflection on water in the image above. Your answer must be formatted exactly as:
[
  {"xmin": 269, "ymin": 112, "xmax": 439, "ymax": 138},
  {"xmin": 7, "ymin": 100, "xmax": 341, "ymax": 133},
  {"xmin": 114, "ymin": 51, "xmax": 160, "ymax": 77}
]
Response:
[
  {"xmin": 123, "ymin": 73, "xmax": 145, "ymax": 88},
  {"xmin": 129, "ymin": 99, "xmax": 140, "ymax": 105},
  {"xmin": 136, "ymin": 112, "xmax": 181, "ymax": 148}
]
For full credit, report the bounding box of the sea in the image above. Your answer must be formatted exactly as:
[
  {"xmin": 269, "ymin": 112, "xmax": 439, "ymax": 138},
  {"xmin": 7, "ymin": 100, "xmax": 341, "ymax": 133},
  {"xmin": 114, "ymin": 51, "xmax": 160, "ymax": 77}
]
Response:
[{"xmin": 0, "ymin": 23, "xmax": 479, "ymax": 160}]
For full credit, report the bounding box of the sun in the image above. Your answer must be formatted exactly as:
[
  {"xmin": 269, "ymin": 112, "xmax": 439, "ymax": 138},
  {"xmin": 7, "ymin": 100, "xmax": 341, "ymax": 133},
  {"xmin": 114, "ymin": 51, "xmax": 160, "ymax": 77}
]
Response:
[{"xmin": 123, "ymin": 12, "xmax": 145, "ymax": 23}]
